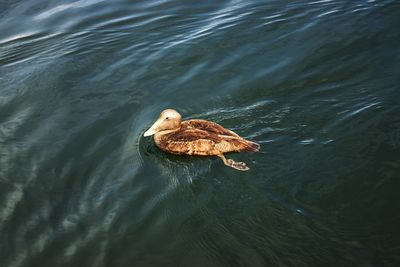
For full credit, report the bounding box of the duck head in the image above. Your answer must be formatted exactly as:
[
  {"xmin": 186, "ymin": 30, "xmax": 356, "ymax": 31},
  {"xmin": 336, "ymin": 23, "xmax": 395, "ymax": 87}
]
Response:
[{"xmin": 144, "ymin": 109, "xmax": 182, "ymax": 136}]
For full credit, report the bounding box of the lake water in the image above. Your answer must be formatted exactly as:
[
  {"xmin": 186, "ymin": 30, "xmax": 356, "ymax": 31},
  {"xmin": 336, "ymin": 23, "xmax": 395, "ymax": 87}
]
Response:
[{"xmin": 1, "ymin": 0, "xmax": 400, "ymax": 266}]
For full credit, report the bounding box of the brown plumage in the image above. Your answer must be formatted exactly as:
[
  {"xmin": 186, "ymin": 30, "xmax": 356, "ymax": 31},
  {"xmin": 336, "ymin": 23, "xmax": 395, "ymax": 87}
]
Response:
[{"xmin": 144, "ymin": 109, "xmax": 260, "ymax": 171}]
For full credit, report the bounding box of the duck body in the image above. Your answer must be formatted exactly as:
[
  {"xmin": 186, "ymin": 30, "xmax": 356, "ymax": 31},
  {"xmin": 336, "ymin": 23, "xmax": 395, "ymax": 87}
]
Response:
[
  {"xmin": 144, "ymin": 109, "xmax": 260, "ymax": 171},
  {"xmin": 154, "ymin": 119, "xmax": 259, "ymax": 156}
]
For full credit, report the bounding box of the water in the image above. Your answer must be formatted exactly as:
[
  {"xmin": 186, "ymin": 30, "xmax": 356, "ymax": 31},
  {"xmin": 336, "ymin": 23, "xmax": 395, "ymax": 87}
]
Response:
[{"xmin": 1, "ymin": 0, "xmax": 400, "ymax": 266}]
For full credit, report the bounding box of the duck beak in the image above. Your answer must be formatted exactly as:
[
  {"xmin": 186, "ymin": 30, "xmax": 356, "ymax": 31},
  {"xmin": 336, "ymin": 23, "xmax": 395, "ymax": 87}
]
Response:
[
  {"xmin": 143, "ymin": 127, "xmax": 156, "ymax": 136},
  {"xmin": 143, "ymin": 119, "xmax": 162, "ymax": 136}
]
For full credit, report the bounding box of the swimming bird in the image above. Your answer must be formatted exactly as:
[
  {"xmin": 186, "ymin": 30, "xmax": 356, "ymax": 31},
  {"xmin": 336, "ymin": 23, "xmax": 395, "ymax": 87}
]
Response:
[{"xmin": 143, "ymin": 109, "xmax": 260, "ymax": 171}]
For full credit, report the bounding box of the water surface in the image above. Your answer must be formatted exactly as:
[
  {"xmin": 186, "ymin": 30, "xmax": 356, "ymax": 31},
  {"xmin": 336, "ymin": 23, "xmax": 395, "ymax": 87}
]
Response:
[{"xmin": 1, "ymin": 0, "xmax": 400, "ymax": 266}]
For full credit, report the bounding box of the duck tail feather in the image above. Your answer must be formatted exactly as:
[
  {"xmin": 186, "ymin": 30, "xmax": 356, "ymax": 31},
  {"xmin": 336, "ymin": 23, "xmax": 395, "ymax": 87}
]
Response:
[{"xmin": 242, "ymin": 141, "xmax": 260, "ymax": 152}]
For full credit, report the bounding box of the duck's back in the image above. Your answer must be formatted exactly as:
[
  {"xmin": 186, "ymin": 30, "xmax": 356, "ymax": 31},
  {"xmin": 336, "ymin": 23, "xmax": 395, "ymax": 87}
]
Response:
[
  {"xmin": 182, "ymin": 119, "xmax": 240, "ymax": 137},
  {"xmin": 155, "ymin": 119, "xmax": 259, "ymax": 156}
]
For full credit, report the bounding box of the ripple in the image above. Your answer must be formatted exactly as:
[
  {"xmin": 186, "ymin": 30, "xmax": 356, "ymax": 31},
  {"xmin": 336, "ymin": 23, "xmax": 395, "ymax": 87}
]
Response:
[
  {"xmin": 33, "ymin": 0, "xmax": 101, "ymax": 21},
  {"xmin": 0, "ymin": 185, "xmax": 23, "ymax": 229},
  {"xmin": 0, "ymin": 31, "xmax": 64, "ymax": 66}
]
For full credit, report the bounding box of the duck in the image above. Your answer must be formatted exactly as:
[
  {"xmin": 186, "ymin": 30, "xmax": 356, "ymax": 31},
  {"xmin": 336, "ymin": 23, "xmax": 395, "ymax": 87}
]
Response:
[{"xmin": 143, "ymin": 109, "xmax": 260, "ymax": 171}]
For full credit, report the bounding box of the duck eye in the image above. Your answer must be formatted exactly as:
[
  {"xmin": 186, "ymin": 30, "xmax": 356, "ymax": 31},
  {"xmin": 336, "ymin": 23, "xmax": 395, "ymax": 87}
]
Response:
[{"xmin": 166, "ymin": 117, "xmax": 169, "ymax": 120}]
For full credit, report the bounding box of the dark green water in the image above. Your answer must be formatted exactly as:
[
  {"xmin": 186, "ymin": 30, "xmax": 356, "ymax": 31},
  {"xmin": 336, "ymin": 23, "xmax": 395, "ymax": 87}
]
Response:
[{"xmin": 1, "ymin": 0, "xmax": 400, "ymax": 266}]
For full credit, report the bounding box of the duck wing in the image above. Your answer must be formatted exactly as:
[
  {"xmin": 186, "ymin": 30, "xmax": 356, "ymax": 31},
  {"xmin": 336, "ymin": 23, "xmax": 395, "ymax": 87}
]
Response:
[
  {"xmin": 167, "ymin": 128, "xmax": 221, "ymax": 142},
  {"xmin": 161, "ymin": 128, "xmax": 221, "ymax": 155},
  {"xmin": 161, "ymin": 128, "xmax": 259, "ymax": 155},
  {"xmin": 183, "ymin": 119, "xmax": 240, "ymax": 138}
]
